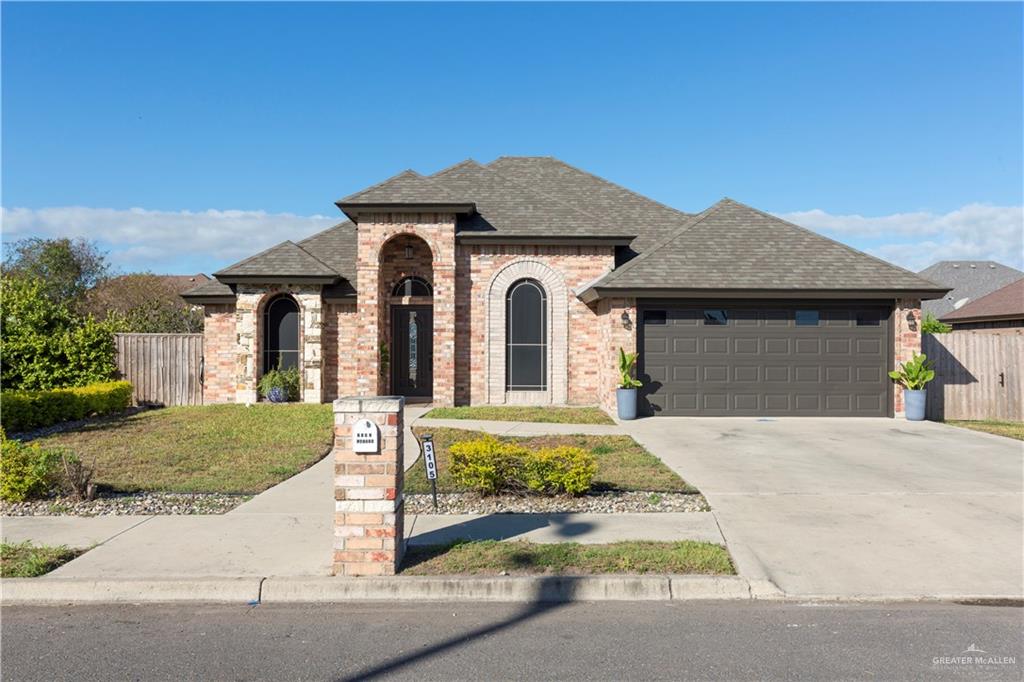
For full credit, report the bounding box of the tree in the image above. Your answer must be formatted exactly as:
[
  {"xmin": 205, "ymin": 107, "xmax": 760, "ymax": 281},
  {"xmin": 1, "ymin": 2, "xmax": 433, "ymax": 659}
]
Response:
[
  {"xmin": 83, "ymin": 273, "xmax": 204, "ymax": 333},
  {"xmin": 921, "ymin": 312, "xmax": 952, "ymax": 335},
  {"xmin": 3, "ymin": 237, "xmax": 109, "ymax": 306},
  {"xmin": 0, "ymin": 275, "xmax": 117, "ymax": 390}
]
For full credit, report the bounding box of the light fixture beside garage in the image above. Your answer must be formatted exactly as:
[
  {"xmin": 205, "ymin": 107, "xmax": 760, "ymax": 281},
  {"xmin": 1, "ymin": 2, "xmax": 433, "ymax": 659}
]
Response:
[{"xmin": 621, "ymin": 310, "xmax": 632, "ymax": 330}]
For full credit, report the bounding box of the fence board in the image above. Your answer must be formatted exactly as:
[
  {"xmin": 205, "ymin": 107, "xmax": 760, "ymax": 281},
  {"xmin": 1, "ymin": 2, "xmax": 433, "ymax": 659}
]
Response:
[
  {"xmin": 115, "ymin": 333, "xmax": 203, "ymax": 406},
  {"xmin": 923, "ymin": 330, "xmax": 1023, "ymax": 421}
]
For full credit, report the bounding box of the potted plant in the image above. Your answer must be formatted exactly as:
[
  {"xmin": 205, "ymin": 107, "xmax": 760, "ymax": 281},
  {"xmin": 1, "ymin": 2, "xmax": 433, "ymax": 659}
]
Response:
[
  {"xmin": 258, "ymin": 365, "xmax": 301, "ymax": 403},
  {"xmin": 616, "ymin": 347, "xmax": 643, "ymax": 420},
  {"xmin": 888, "ymin": 352, "xmax": 935, "ymax": 421}
]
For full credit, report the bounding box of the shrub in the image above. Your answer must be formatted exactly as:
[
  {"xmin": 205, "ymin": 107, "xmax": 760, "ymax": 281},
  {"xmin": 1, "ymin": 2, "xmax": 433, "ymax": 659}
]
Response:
[
  {"xmin": 448, "ymin": 436, "xmax": 529, "ymax": 495},
  {"xmin": 922, "ymin": 313, "xmax": 952, "ymax": 335},
  {"xmin": 0, "ymin": 436, "xmax": 62, "ymax": 502},
  {"xmin": 523, "ymin": 446, "xmax": 597, "ymax": 495},
  {"xmin": 1, "ymin": 381, "xmax": 133, "ymax": 433},
  {"xmin": 258, "ymin": 366, "xmax": 301, "ymax": 402},
  {"xmin": 448, "ymin": 437, "xmax": 597, "ymax": 496}
]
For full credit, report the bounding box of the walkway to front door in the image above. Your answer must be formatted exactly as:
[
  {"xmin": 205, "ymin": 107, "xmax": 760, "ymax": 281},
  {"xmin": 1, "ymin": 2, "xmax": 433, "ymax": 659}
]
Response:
[{"xmin": 391, "ymin": 305, "xmax": 433, "ymax": 398}]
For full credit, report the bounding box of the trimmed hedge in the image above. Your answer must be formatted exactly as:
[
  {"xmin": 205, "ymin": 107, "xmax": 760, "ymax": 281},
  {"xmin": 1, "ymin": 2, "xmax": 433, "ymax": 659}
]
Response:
[
  {"xmin": 1, "ymin": 381, "xmax": 133, "ymax": 433},
  {"xmin": 448, "ymin": 435, "xmax": 597, "ymax": 496}
]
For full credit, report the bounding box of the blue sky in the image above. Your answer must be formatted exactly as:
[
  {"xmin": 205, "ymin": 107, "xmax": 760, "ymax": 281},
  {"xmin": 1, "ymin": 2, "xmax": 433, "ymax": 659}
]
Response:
[{"xmin": 3, "ymin": 2, "xmax": 1022, "ymax": 274}]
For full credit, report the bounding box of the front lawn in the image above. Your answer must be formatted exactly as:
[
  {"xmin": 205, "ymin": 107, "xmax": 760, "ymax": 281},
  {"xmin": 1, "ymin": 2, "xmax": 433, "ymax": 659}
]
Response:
[
  {"xmin": 406, "ymin": 427, "xmax": 695, "ymax": 495},
  {"xmin": 30, "ymin": 404, "xmax": 334, "ymax": 494},
  {"xmin": 423, "ymin": 405, "xmax": 614, "ymax": 425},
  {"xmin": 946, "ymin": 420, "xmax": 1024, "ymax": 441},
  {"xmin": 1, "ymin": 541, "xmax": 82, "ymax": 577},
  {"xmin": 402, "ymin": 540, "xmax": 735, "ymax": 575}
]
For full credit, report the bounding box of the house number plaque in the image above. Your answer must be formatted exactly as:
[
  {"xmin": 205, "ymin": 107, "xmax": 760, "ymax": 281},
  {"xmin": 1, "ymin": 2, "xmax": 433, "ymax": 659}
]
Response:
[{"xmin": 352, "ymin": 419, "xmax": 379, "ymax": 454}]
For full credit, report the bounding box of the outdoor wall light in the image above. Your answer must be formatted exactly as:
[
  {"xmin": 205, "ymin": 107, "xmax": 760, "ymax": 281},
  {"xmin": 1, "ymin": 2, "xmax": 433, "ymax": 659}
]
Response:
[
  {"xmin": 906, "ymin": 310, "xmax": 918, "ymax": 332},
  {"xmin": 621, "ymin": 310, "xmax": 632, "ymax": 330},
  {"xmin": 404, "ymin": 245, "xmax": 414, "ymax": 259}
]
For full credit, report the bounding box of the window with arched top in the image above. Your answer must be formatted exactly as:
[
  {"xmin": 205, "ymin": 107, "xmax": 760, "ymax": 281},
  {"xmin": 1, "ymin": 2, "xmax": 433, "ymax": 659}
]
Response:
[
  {"xmin": 506, "ymin": 279, "xmax": 547, "ymax": 391},
  {"xmin": 262, "ymin": 295, "xmax": 300, "ymax": 374},
  {"xmin": 392, "ymin": 276, "xmax": 432, "ymax": 297}
]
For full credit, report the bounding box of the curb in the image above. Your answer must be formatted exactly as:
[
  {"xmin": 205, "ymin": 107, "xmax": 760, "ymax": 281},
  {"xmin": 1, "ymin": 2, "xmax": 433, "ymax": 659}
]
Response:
[{"xmin": 1, "ymin": 575, "xmax": 751, "ymax": 605}]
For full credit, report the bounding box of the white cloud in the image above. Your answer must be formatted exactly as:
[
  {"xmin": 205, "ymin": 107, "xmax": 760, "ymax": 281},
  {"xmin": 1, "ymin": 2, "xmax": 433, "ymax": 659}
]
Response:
[
  {"xmin": 0, "ymin": 206, "xmax": 340, "ymax": 273},
  {"xmin": 776, "ymin": 203, "xmax": 1024, "ymax": 272}
]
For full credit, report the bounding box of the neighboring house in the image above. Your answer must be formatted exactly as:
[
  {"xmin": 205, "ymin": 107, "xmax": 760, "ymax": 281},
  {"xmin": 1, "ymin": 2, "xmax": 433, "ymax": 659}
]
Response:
[
  {"xmin": 918, "ymin": 261, "xmax": 1023, "ymax": 320},
  {"xmin": 940, "ymin": 278, "xmax": 1024, "ymax": 330},
  {"xmin": 182, "ymin": 157, "xmax": 946, "ymax": 417}
]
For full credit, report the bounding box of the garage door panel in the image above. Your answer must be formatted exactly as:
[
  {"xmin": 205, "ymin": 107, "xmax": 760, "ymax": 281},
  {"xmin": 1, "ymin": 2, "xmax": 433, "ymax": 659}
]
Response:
[{"xmin": 639, "ymin": 302, "xmax": 891, "ymax": 417}]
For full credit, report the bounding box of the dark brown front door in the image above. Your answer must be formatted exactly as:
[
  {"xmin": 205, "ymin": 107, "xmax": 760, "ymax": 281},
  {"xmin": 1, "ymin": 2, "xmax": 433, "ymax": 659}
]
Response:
[{"xmin": 391, "ymin": 305, "xmax": 433, "ymax": 398}]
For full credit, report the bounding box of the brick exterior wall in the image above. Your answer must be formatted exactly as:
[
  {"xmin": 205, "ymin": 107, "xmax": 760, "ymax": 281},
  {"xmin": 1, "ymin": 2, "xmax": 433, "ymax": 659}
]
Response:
[
  {"xmin": 323, "ymin": 302, "xmax": 359, "ymax": 401},
  {"xmin": 597, "ymin": 297, "xmax": 639, "ymax": 414},
  {"xmin": 893, "ymin": 298, "xmax": 923, "ymax": 416},
  {"xmin": 202, "ymin": 303, "xmax": 237, "ymax": 404},
  {"xmin": 456, "ymin": 244, "xmax": 616, "ymax": 406}
]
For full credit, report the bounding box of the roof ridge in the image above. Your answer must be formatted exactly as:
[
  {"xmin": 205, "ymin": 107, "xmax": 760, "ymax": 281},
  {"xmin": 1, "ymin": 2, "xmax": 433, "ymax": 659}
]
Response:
[
  {"xmin": 941, "ymin": 276, "xmax": 1024, "ymax": 319},
  {"xmin": 433, "ymin": 159, "xmax": 626, "ymax": 234},
  {"xmin": 595, "ymin": 200, "xmax": 728, "ymax": 287},
  {"xmin": 291, "ymin": 239, "xmax": 337, "ymax": 274},
  {"xmin": 492, "ymin": 157, "xmax": 693, "ymax": 220},
  {"xmin": 337, "ymin": 168, "xmax": 462, "ymax": 204},
  {"xmin": 296, "ymin": 220, "xmax": 353, "ymax": 247},
  {"xmin": 214, "ymin": 239, "xmax": 337, "ymax": 277},
  {"xmin": 729, "ymin": 198, "xmax": 944, "ymax": 287}
]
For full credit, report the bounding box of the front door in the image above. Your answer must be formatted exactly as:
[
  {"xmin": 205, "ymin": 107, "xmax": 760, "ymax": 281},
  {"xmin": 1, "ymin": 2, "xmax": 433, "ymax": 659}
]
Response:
[{"xmin": 391, "ymin": 305, "xmax": 433, "ymax": 397}]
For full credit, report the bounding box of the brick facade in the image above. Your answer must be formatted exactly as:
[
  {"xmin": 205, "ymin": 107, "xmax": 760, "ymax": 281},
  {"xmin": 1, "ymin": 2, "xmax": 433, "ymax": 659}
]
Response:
[
  {"xmin": 597, "ymin": 297, "xmax": 639, "ymax": 414},
  {"xmin": 202, "ymin": 303, "xmax": 237, "ymax": 404},
  {"xmin": 893, "ymin": 298, "xmax": 923, "ymax": 416},
  {"xmin": 323, "ymin": 302, "xmax": 359, "ymax": 402}
]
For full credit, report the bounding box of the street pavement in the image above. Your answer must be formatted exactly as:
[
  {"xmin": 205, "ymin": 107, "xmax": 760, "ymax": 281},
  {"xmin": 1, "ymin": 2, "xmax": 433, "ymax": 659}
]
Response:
[{"xmin": 2, "ymin": 601, "xmax": 1021, "ymax": 680}]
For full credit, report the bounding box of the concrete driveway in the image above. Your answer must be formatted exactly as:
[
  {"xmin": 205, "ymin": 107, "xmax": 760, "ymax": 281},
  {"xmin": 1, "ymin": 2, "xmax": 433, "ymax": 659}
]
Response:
[{"xmin": 621, "ymin": 418, "xmax": 1023, "ymax": 599}]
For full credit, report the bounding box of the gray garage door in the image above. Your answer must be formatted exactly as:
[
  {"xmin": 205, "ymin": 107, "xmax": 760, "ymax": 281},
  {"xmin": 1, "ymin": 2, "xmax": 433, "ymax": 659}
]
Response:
[{"xmin": 638, "ymin": 302, "xmax": 892, "ymax": 417}]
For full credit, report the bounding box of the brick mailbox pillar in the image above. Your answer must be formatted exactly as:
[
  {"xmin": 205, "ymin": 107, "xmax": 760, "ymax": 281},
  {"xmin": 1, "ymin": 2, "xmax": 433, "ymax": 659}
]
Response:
[{"xmin": 332, "ymin": 396, "xmax": 405, "ymax": 576}]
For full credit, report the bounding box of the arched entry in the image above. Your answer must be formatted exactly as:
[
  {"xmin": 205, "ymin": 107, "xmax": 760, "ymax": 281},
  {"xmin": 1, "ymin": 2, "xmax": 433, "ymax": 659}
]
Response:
[
  {"xmin": 262, "ymin": 294, "xmax": 300, "ymax": 374},
  {"xmin": 380, "ymin": 234, "xmax": 434, "ymax": 398}
]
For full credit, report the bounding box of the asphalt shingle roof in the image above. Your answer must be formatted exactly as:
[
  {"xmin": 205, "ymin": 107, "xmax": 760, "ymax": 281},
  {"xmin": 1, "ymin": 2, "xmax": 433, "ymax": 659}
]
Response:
[
  {"xmin": 297, "ymin": 221, "xmax": 357, "ymax": 280},
  {"xmin": 940, "ymin": 277, "xmax": 1024, "ymax": 322},
  {"xmin": 589, "ymin": 199, "xmax": 947, "ymax": 292},
  {"xmin": 338, "ymin": 170, "xmax": 466, "ymax": 205},
  {"xmin": 918, "ymin": 261, "xmax": 1024, "ymax": 318},
  {"xmin": 181, "ymin": 278, "xmax": 233, "ymax": 299},
  {"xmin": 214, "ymin": 241, "xmax": 337, "ymax": 279}
]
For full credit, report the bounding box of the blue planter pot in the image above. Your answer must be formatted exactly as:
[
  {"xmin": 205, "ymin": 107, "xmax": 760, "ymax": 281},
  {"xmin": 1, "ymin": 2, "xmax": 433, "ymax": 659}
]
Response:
[
  {"xmin": 904, "ymin": 388, "xmax": 927, "ymax": 421},
  {"xmin": 616, "ymin": 388, "xmax": 638, "ymax": 421},
  {"xmin": 267, "ymin": 387, "xmax": 287, "ymax": 403}
]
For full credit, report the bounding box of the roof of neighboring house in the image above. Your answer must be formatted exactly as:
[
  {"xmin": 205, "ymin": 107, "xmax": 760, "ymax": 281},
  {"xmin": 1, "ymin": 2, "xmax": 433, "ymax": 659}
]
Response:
[
  {"xmin": 180, "ymin": 277, "xmax": 234, "ymax": 301},
  {"xmin": 578, "ymin": 199, "xmax": 947, "ymax": 299},
  {"xmin": 918, "ymin": 261, "xmax": 1024, "ymax": 318},
  {"xmin": 199, "ymin": 157, "xmax": 948, "ymax": 301},
  {"xmin": 939, "ymin": 277, "xmax": 1024, "ymax": 323}
]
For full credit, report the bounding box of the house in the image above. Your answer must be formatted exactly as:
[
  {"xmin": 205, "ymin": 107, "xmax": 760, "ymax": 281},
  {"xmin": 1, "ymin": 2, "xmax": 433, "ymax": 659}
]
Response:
[
  {"xmin": 918, "ymin": 260, "xmax": 1023, "ymax": 320},
  {"xmin": 182, "ymin": 157, "xmax": 947, "ymax": 417},
  {"xmin": 939, "ymin": 277, "xmax": 1024, "ymax": 330}
]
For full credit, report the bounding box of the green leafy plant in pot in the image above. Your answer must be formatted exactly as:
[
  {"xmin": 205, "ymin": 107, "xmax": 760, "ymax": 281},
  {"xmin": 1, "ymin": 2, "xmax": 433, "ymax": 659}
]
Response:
[
  {"xmin": 258, "ymin": 364, "xmax": 301, "ymax": 403},
  {"xmin": 888, "ymin": 352, "xmax": 934, "ymax": 421},
  {"xmin": 616, "ymin": 347, "xmax": 643, "ymax": 420}
]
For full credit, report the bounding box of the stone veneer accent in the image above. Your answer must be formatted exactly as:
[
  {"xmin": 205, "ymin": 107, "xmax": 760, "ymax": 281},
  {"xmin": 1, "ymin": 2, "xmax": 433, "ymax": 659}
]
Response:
[
  {"xmin": 234, "ymin": 284, "xmax": 324, "ymax": 404},
  {"xmin": 201, "ymin": 303, "xmax": 237, "ymax": 404},
  {"xmin": 332, "ymin": 396, "xmax": 405, "ymax": 577},
  {"xmin": 893, "ymin": 298, "xmax": 923, "ymax": 416},
  {"xmin": 355, "ymin": 214, "xmax": 456, "ymax": 405}
]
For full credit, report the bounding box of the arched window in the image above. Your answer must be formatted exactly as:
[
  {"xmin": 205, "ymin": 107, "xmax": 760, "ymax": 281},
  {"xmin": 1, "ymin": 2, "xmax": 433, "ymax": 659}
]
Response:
[
  {"xmin": 506, "ymin": 279, "xmax": 547, "ymax": 391},
  {"xmin": 262, "ymin": 295, "xmax": 300, "ymax": 374},
  {"xmin": 392, "ymin": 276, "xmax": 432, "ymax": 297}
]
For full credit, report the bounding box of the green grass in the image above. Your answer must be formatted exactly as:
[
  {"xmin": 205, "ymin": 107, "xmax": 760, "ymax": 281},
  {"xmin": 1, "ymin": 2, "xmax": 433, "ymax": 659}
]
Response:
[
  {"xmin": 1, "ymin": 541, "xmax": 82, "ymax": 577},
  {"xmin": 946, "ymin": 420, "xmax": 1024, "ymax": 441},
  {"xmin": 406, "ymin": 427, "xmax": 695, "ymax": 495},
  {"xmin": 423, "ymin": 405, "xmax": 614, "ymax": 425},
  {"xmin": 402, "ymin": 540, "xmax": 735, "ymax": 576},
  {"xmin": 31, "ymin": 404, "xmax": 334, "ymax": 494}
]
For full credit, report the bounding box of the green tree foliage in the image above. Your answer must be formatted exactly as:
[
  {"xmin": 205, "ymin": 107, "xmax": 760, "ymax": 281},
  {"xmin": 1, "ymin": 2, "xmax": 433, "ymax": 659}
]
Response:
[
  {"xmin": 921, "ymin": 313, "xmax": 952, "ymax": 335},
  {"xmin": 0, "ymin": 275, "xmax": 117, "ymax": 390},
  {"xmin": 83, "ymin": 273, "xmax": 203, "ymax": 333},
  {"xmin": 3, "ymin": 237, "xmax": 109, "ymax": 306}
]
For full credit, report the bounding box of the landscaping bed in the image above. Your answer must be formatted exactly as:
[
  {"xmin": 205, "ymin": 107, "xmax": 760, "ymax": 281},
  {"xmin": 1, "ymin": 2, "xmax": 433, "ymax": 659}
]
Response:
[
  {"xmin": 406, "ymin": 427, "xmax": 707, "ymax": 514},
  {"xmin": 422, "ymin": 405, "xmax": 615, "ymax": 425},
  {"xmin": 401, "ymin": 540, "xmax": 734, "ymax": 576},
  {"xmin": 947, "ymin": 420, "xmax": 1023, "ymax": 441},
  {"xmin": 1, "ymin": 404, "xmax": 332, "ymax": 516},
  {"xmin": 0, "ymin": 541, "xmax": 82, "ymax": 577}
]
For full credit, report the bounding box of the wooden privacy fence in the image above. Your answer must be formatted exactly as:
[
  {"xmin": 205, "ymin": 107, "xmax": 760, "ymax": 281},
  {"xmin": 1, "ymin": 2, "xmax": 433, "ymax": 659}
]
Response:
[
  {"xmin": 923, "ymin": 330, "xmax": 1023, "ymax": 421},
  {"xmin": 115, "ymin": 333, "xmax": 203, "ymax": 406}
]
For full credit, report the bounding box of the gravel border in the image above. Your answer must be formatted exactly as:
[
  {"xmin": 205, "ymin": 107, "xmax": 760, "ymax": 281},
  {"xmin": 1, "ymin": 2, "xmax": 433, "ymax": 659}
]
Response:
[
  {"xmin": 404, "ymin": 491, "xmax": 710, "ymax": 514},
  {"xmin": 1, "ymin": 492, "xmax": 251, "ymax": 517}
]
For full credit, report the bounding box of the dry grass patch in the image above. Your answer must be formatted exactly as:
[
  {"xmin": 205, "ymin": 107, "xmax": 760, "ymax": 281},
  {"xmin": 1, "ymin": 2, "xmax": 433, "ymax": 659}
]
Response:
[
  {"xmin": 946, "ymin": 420, "xmax": 1024, "ymax": 441},
  {"xmin": 423, "ymin": 406, "xmax": 614, "ymax": 425},
  {"xmin": 402, "ymin": 540, "xmax": 735, "ymax": 576},
  {"xmin": 407, "ymin": 427, "xmax": 696, "ymax": 495},
  {"xmin": 30, "ymin": 404, "xmax": 334, "ymax": 494}
]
